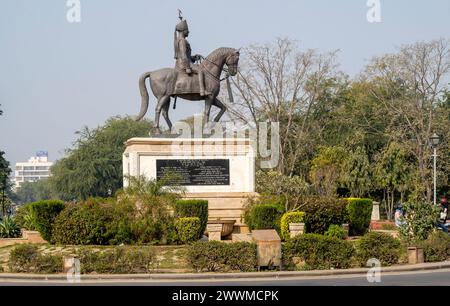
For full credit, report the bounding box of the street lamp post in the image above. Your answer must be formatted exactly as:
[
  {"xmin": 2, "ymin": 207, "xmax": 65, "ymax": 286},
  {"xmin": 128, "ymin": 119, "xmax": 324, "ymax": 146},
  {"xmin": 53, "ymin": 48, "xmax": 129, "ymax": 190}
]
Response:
[{"xmin": 430, "ymin": 133, "xmax": 440, "ymax": 205}]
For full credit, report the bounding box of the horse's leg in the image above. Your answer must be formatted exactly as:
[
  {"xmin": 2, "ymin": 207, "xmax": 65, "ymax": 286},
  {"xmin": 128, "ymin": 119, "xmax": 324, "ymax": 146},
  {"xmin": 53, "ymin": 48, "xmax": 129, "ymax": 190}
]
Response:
[
  {"xmin": 212, "ymin": 97, "xmax": 227, "ymax": 122},
  {"xmin": 203, "ymin": 97, "xmax": 213, "ymax": 125},
  {"xmin": 161, "ymin": 98, "xmax": 172, "ymax": 131},
  {"xmin": 154, "ymin": 96, "xmax": 169, "ymax": 134}
]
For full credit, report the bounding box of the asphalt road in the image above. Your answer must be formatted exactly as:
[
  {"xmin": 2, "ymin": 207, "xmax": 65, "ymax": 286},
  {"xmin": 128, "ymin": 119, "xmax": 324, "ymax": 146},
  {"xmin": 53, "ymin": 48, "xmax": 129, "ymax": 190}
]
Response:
[{"xmin": 1, "ymin": 269, "xmax": 450, "ymax": 286}]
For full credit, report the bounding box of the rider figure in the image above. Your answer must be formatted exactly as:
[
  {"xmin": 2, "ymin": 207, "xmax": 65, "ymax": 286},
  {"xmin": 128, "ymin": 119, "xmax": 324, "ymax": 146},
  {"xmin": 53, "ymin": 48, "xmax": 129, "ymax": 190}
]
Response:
[{"xmin": 174, "ymin": 16, "xmax": 206, "ymax": 96}]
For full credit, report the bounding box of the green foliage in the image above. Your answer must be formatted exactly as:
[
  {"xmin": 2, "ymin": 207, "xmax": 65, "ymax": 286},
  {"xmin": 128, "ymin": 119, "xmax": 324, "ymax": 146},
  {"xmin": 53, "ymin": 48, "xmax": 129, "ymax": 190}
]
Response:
[
  {"xmin": 52, "ymin": 199, "xmax": 114, "ymax": 245},
  {"xmin": 356, "ymin": 232, "xmax": 401, "ymax": 266},
  {"xmin": 346, "ymin": 198, "xmax": 373, "ymax": 236},
  {"xmin": 14, "ymin": 180, "xmax": 55, "ymax": 204},
  {"xmin": 14, "ymin": 204, "xmax": 36, "ymax": 230},
  {"xmin": 283, "ymin": 234, "xmax": 355, "ymax": 269},
  {"xmin": 245, "ymin": 203, "xmax": 284, "ymax": 232},
  {"xmin": 325, "ymin": 224, "xmax": 346, "ymax": 239},
  {"xmin": 77, "ymin": 246, "xmax": 156, "ymax": 274},
  {"xmin": 309, "ymin": 146, "xmax": 347, "ymax": 196},
  {"xmin": 187, "ymin": 241, "xmax": 257, "ymax": 272},
  {"xmin": 280, "ymin": 212, "xmax": 305, "ymax": 240},
  {"xmin": 175, "ymin": 217, "xmax": 201, "ymax": 244},
  {"xmin": 0, "ymin": 216, "xmax": 21, "ymax": 238},
  {"xmin": 399, "ymin": 202, "xmax": 441, "ymax": 244},
  {"xmin": 174, "ymin": 200, "xmax": 208, "ymax": 237},
  {"xmin": 30, "ymin": 200, "xmax": 65, "ymax": 242},
  {"xmin": 49, "ymin": 116, "xmax": 154, "ymax": 200},
  {"xmin": 8, "ymin": 244, "xmax": 62, "ymax": 273},
  {"xmin": 0, "ymin": 151, "xmax": 12, "ymax": 217},
  {"xmin": 419, "ymin": 231, "xmax": 450, "ymax": 262},
  {"xmin": 342, "ymin": 147, "xmax": 372, "ymax": 197},
  {"xmin": 301, "ymin": 197, "xmax": 348, "ymax": 234}
]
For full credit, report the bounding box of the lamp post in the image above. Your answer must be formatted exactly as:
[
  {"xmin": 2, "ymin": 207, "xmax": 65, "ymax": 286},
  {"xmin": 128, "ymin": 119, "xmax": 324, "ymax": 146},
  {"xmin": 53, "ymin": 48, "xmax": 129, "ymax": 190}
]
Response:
[{"xmin": 429, "ymin": 133, "xmax": 440, "ymax": 205}]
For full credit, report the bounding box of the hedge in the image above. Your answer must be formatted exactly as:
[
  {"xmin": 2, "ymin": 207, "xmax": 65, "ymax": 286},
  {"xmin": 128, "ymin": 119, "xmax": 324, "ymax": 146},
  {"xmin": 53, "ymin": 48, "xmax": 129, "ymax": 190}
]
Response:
[
  {"xmin": 346, "ymin": 198, "xmax": 373, "ymax": 236},
  {"xmin": 30, "ymin": 200, "xmax": 65, "ymax": 242},
  {"xmin": 283, "ymin": 233, "xmax": 354, "ymax": 269},
  {"xmin": 325, "ymin": 224, "xmax": 346, "ymax": 239},
  {"xmin": 187, "ymin": 241, "xmax": 257, "ymax": 272},
  {"xmin": 356, "ymin": 232, "xmax": 401, "ymax": 266},
  {"xmin": 280, "ymin": 212, "xmax": 305, "ymax": 240},
  {"xmin": 301, "ymin": 197, "xmax": 348, "ymax": 234},
  {"xmin": 420, "ymin": 231, "xmax": 450, "ymax": 262},
  {"xmin": 175, "ymin": 217, "xmax": 202, "ymax": 244},
  {"xmin": 245, "ymin": 204, "xmax": 284, "ymax": 232},
  {"xmin": 8, "ymin": 244, "xmax": 62, "ymax": 273},
  {"xmin": 174, "ymin": 200, "xmax": 208, "ymax": 236}
]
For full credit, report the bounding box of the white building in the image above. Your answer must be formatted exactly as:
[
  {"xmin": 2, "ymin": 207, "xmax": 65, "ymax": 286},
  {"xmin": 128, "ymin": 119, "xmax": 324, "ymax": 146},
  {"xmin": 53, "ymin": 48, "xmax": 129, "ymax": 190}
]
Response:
[{"xmin": 14, "ymin": 151, "xmax": 53, "ymax": 189}]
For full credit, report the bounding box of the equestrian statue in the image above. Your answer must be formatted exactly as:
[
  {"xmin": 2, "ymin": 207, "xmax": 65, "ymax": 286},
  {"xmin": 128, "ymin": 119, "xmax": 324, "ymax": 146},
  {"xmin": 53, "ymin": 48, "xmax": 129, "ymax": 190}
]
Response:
[{"xmin": 136, "ymin": 12, "xmax": 240, "ymax": 134}]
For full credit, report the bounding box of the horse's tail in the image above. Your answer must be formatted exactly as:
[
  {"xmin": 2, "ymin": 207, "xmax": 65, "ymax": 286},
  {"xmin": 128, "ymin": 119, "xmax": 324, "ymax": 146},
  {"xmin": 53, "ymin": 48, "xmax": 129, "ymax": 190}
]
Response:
[{"xmin": 136, "ymin": 71, "xmax": 151, "ymax": 121}]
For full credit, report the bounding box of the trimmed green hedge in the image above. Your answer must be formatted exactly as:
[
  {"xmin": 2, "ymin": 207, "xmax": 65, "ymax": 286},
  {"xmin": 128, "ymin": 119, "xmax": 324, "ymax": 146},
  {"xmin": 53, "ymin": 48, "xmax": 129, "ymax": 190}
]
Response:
[
  {"xmin": 245, "ymin": 204, "xmax": 284, "ymax": 232},
  {"xmin": 175, "ymin": 217, "xmax": 202, "ymax": 244},
  {"xmin": 174, "ymin": 200, "xmax": 208, "ymax": 236},
  {"xmin": 301, "ymin": 197, "xmax": 348, "ymax": 234},
  {"xmin": 346, "ymin": 198, "xmax": 373, "ymax": 236},
  {"xmin": 356, "ymin": 232, "xmax": 401, "ymax": 266},
  {"xmin": 280, "ymin": 212, "xmax": 305, "ymax": 240},
  {"xmin": 283, "ymin": 233, "xmax": 354, "ymax": 269},
  {"xmin": 30, "ymin": 200, "xmax": 65, "ymax": 242},
  {"xmin": 420, "ymin": 231, "xmax": 450, "ymax": 262},
  {"xmin": 8, "ymin": 244, "xmax": 63, "ymax": 273},
  {"xmin": 325, "ymin": 224, "xmax": 346, "ymax": 239},
  {"xmin": 187, "ymin": 241, "xmax": 257, "ymax": 272}
]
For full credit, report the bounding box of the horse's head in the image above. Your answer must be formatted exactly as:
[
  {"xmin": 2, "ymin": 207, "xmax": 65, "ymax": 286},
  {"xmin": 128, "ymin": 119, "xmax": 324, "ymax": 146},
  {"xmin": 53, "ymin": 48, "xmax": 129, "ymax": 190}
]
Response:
[{"xmin": 225, "ymin": 49, "xmax": 240, "ymax": 76}]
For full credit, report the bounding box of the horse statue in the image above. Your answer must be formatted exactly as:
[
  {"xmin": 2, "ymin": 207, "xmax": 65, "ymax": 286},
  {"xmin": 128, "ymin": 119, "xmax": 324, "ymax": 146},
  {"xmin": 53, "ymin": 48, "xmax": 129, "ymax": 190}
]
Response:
[{"xmin": 136, "ymin": 47, "xmax": 240, "ymax": 134}]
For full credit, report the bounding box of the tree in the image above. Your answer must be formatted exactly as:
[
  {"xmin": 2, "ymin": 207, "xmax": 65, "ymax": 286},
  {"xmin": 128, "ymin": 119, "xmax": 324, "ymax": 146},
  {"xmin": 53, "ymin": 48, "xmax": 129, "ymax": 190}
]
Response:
[
  {"xmin": 342, "ymin": 146, "xmax": 372, "ymax": 197},
  {"xmin": 0, "ymin": 151, "xmax": 12, "ymax": 216},
  {"xmin": 49, "ymin": 116, "xmax": 154, "ymax": 200},
  {"xmin": 309, "ymin": 146, "xmax": 346, "ymax": 196},
  {"xmin": 374, "ymin": 142, "xmax": 412, "ymax": 220},
  {"xmin": 14, "ymin": 179, "xmax": 54, "ymax": 204}
]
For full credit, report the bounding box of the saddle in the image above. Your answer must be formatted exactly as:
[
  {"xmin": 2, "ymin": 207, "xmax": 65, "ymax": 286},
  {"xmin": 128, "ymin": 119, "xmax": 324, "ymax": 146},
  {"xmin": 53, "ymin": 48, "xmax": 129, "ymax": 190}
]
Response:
[{"xmin": 170, "ymin": 68, "xmax": 209, "ymax": 96}]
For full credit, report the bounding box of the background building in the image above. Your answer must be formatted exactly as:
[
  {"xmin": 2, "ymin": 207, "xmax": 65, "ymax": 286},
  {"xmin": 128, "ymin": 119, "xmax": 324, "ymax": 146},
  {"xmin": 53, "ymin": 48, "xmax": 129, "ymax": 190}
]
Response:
[{"xmin": 14, "ymin": 151, "xmax": 53, "ymax": 189}]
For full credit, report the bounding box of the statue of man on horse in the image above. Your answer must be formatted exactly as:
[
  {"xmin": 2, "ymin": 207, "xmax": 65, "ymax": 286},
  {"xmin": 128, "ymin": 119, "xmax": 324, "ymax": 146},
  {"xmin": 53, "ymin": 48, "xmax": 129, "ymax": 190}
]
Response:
[{"xmin": 136, "ymin": 11, "xmax": 240, "ymax": 134}]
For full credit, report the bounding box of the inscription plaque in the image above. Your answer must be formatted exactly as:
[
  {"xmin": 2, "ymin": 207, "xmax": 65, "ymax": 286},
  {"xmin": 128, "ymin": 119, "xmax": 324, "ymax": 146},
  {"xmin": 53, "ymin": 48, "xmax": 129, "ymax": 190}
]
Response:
[{"xmin": 156, "ymin": 159, "xmax": 230, "ymax": 186}]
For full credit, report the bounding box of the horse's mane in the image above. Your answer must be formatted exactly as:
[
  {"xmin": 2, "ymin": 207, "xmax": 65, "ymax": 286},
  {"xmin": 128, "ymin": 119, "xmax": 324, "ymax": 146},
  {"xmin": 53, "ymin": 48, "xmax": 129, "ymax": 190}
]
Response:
[{"xmin": 204, "ymin": 47, "xmax": 236, "ymax": 63}]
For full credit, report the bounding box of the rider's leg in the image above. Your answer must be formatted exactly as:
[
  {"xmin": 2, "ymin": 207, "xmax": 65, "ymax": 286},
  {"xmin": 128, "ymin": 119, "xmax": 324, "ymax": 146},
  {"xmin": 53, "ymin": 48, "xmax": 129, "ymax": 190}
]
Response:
[{"xmin": 192, "ymin": 66, "xmax": 205, "ymax": 96}]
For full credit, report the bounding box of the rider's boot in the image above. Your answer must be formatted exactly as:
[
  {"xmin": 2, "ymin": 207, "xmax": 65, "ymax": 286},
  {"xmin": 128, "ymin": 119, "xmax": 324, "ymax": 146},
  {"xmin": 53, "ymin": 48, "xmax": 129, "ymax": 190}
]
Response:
[{"xmin": 198, "ymin": 71, "xmax": 206, "ymax": 96}]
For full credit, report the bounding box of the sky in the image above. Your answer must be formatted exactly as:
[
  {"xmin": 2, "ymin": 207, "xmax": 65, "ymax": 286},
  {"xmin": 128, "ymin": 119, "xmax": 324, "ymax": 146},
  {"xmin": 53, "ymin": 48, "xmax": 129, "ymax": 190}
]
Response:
[{"xmin": 1, "ymin": 0, "xmax": 450, "ymax": 171}]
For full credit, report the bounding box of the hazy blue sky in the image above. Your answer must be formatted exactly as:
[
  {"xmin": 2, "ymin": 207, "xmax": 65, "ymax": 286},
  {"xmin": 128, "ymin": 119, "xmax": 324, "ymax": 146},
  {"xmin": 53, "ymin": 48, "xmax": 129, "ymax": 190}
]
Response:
[{"xmin": 1, "ymin": 0, "xmax": 450, "ymax": 170}]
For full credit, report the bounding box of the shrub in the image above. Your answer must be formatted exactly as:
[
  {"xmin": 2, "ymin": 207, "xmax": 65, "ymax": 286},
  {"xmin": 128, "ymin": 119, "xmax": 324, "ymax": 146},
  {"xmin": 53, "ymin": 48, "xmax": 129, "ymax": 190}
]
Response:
[
  {"xmin": 346, "ymin": 198, "xmax": 372, "ymax": 236},
  {"xmin": 187, "ymin": 241, "xmax": 257, "ymax": 272},
  {"xmin": 77, "ymin": 246, "xmax": 155, "ymax": 274},
  {"xmin": 175, "ymin": 217, "xmax": 202, "ymax": 244},
  {"xmin": 283, "ymin": 234, "xmax": 354, "ymax": 269},
  {"xmin": 420, "ymin": 231, "xmax": 450, "ymax": 262},
  {"xmin": 245, "ymin": 203, "xmax": 284, "ymax": 232},
  {"xmin": 301, "ymin": 197, "xmax": 348, "ymax": 234},
  {"xmin": 399, "ymin": 202, "xmax": 441, "ymax": 244},
  {"xmin": 325, "ymin": 224, "xmax": 346, "ymax": 239},
  {"xmin": 14, "ymin": 204, "xmax": 36, "ymax": 231},
  {"xmin": 52, "ymin": 200, "xmax": 114, "ymax": 245},
  {"xmin": 280, "ymin": 212, "xmax": 305, "ymax": 240},
  {"xmin": 30, "ymin": 200, "xmax": 65, "ymax": 242},
  {"xmin": 8, "ymin": 244, "xmax": 62, "ymax": 273},
  {"xmin": 173, "ymin": 200, "xmax": 208, "ymax": 236},
  {"xmin": 0, "ymin": 216, "xmax": 21, "ymax": 238},
  {"xmin": 356, "ymin": 232, "xmax": 401, "ymax": 266}
]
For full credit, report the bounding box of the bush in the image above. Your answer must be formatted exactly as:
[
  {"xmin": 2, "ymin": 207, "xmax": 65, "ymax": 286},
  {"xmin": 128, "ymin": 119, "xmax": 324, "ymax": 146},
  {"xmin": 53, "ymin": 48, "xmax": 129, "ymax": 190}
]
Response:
[
  {"xmin": 356, "ymin": 232, "xmax": 401, "ymax": 266},
  {"xmin": 399, "ymin": 202, "xmax": 441, "ymax": 244},
  {"xmin": 0, "ymin": 216, "xmax": 21, "ymax": 238},
  {"xmin": 280, "ymin": 212, "xmax": 305, "ymax": 240},
  {"xmin": 8, "ymin": 244, "xmax": 62, "ymax": 273},
  {"xmin": 245, "ymin": 203, "xmax": 284, "ymax": 232},
  {"xmin": 283, "ymin": 234, "xmax": 354, "ymax": 269},
  {"xmin": 325, "ymin": 224, "xmax": 346, "ymax": 239},
  {"xmin": 77, "ymin": 246, "xmax": 156, "ymax": 274},
  {"xmin": 52, "ymin": 200, "xmax": 114, "ymax": 245},
  {"xmin": 301, "ymin": 197, "xmax": 348, "ymax": 234},
  {"xmin": 346, "ymin": 198, "xmax": 372, "ymax": 236},
  {"xmin": 175, "ymin": 217, "xmax": 202, "ymax": 244},
  {"xmin": 30, "ymin": 200, "xmax": 65, "ymax": 242},
  {"xmin": 187, "ymin": 241, "xmax": 257, "ymax": 272},
  {"xmin": 420, "ymin": 231, "xmax": 450, "ymax": 262},
  {"xmin": 14, "ymin": 204, "xmax": 36, "ymax": 231},
  {"xmin": 174, "ymin": 200, "xmax": 208, "ymax": 236}
]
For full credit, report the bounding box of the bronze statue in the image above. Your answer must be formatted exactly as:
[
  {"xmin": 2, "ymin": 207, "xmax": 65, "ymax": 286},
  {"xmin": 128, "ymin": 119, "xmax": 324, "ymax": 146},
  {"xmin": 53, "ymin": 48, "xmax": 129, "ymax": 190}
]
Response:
[{"xmin": 136, "ymin": 12, "xmax": 240, "ymax": 134}]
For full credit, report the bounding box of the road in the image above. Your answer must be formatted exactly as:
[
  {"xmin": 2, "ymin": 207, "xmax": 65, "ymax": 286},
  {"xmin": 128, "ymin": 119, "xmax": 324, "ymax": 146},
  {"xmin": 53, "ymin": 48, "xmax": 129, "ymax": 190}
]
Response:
[{"xmin": 1, "ymin": 269, "xmax": 450, "ymax": 286}]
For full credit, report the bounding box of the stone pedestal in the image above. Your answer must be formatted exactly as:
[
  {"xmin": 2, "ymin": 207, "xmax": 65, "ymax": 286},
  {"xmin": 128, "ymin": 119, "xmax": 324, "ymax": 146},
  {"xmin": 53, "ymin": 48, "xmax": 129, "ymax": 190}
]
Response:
[
  {"xmin": 342, "ymin": 223, "xmax": 350, "ymax": 237},
  {"xmin": 371, "ymin": 202, "xmax": 380, "ymax": 221},
  {"xmin": 252, "ymin": 230, "xmax": 282, "ymax": 268},
  {"xmin": 407, "ymin": 247, "xmax": 424, "ymax": 264},
  {"xmin": 123, "ymin": 137, "xmax": 256, "ymax": 233},
  {"xmin": 289, "ymin": 223, "xmax": 305, "ymax": 238},
  {"xmin": 207, "ymin": 224, "xmax": 223, "ymax": 241}
]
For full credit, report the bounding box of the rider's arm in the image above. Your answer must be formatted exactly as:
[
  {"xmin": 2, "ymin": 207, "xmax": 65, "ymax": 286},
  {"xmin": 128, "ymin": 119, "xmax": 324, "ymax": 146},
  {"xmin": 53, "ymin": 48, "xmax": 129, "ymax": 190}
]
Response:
[{"xmin": 178, "ymin": 39, "xmax": 192, "ymax": 72}]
